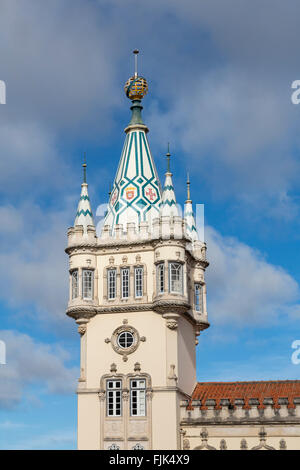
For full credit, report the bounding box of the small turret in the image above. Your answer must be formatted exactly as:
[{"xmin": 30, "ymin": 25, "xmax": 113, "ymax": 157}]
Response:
[
  {"xmin": 184, "ymin": 174, "xmax": 198, "ymax": 242},
  {"xmin": 74, "ymin": 154, "xmax": 95, "ymax": 234},
  {"xmin": 160, "ymin": 145, "xmax": 179, "ymax": 218}
]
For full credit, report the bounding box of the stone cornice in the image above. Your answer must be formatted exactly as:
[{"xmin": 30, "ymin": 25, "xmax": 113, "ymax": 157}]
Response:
[
  {"xmin": 66, "ymin": 302, "xmax": 154, "ymax": 320},
  {"xmin": 65, "ymin": 237, "xmax": 189, "ymax": 253},
  {"xmin": 180, "ymin": 417, "xmax": 300, "ymax": 426}
]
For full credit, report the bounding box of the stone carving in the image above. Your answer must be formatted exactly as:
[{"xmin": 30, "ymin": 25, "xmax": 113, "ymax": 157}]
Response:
[
  {"xmin": 108, "ymin": 443, "xmax": 120, "ymax": 450},
  {"xmin": 134, "ymin": 362, "xmax": 141, "ymax": 372},
  {"xmin": 251, "ymin": 427, "xmax": 275, "ymax": 450},
  {"xmin": 166, "ymin": 320, "xmax": 178, "ymax": 330},
  {"xmin": 168, "ymin": 364, "xmax": 178, "ymax": 381},
  {"xmin": 194, "ymin": 428, "xmax": 216, "ymax": 450},
  {"xmin": 279, "ymin": 439, "xmax": 287, "ymax": 450},
  {"xmin": 122, "ymin": 255, "xmax": 128, "ymax": 263},
  {"xmin": 132, "ymin": 443, "xmax": 144, "ymax": 450},
  {"xmin": 98, "ymin": 391, "xmax": 106, "ymax": 401},
  {"xmin": 109, "ymin": 256, "xmax": 114, "ymax": 265},
  {"xmin": 220, "ymin": 439, "xmax": 227, "ymax": 450},
  {"xmin": 240, "ymin": 439, "xmax": 248, "ymax": 450},
  {"xmin": 77, "ymin": 325, "xmax": 86, "ymax": 336},
  {"xmin": 110, "ymin": 363, "xmax": 117, "ymax": 373},
  {"xmin": 136, "ymin": 254, "xmax": 141, "ymax": 263},
  {"xmin": 183, "ymin": 439, "xmax": 190, "ymax": 450},
  {"xmin": 110, "ymin": 324, "xmax": 141, "ymax": 358}
]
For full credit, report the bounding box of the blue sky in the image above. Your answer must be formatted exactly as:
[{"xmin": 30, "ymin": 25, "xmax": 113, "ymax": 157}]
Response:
[{"xmin": 0, "ymin": 0, "xmax": 300, "ymax": 449}]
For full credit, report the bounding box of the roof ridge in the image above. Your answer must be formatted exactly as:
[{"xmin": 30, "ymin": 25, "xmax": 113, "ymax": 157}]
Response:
[{"xmin": 196, "ymin": 379, "xmax": 300, "ymax": 385}]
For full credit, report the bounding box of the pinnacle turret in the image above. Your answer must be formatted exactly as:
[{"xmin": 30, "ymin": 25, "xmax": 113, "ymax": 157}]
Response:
[
  {"xmin": 184, "ymin": 174, "xmax": 198, "ymax": 242},
  {"xmin": 74, "ymin": 155, "xmax": 94, "ymax": 233},
  {"xmin": 160, "ymin": 145, "xmax": 179, "ymax": 217}
]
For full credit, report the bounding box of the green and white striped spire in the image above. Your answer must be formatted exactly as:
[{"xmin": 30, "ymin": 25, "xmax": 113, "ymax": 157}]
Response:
[
  {"xmin": 104, "ymin": 51, "xmax": 162, "ymax": 233},
  {"xmin": 74, "ymin": 154, "xmax": 94, "ymax": 233},
  {"xmin": 160, "ymin": 145, "xmax": 179, "ymax": 217},
  {"xmin": 184, "ymin": 174, "xmax": 198, "ymax": 242}
]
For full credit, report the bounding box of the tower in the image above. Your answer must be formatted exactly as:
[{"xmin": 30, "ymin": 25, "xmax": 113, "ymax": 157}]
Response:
[{"xmin": 66, "ymin": 53, "xmax": 209, "ymax": 450}]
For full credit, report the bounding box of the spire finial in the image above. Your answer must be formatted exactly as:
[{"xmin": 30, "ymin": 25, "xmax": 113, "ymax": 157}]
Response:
[
  {"xmin": 133, "ymin": 49, "xmax": 139, "ymax": 78},
  {"xmin": 186, "ymin": 172, "xmax": 191, "ymax": 201},
  {"xmin": 83, "ymin": 152, "xmax": 87, "ymax": 183},
  {"xmin": 166, "ymin": 143, "xmax": 171, "ymax": 173}
]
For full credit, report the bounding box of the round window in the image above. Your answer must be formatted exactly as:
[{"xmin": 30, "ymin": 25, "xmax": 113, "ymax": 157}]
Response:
[{"xmin": 117, "ymin": 331, "xmax": 134, "ymax": 349}]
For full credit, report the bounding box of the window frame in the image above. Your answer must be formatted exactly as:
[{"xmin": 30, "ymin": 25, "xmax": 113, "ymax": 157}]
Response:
[
  {"xmin": 117, "ymin": 331, "xmax": 134, "ymax": 349},
  {"xmin": 130, "ymin": 379, "xmax": 146, "ymax": 417},
  {"xmin": 106, "ymin": 379, "xmax": 122, "ymax": 417},
  {"xmin": 121, "ymin": 267, "xmax": 130, "ymax": 299},
  {"xmin": 168, "ymin": 262, "xmax": 183, "ymax": 294},
  {"xmin": 71, "ymin": 269, "xmax": 79, "ymax": 299},
  {"xmin": 194, "ymin": 283, "xmax": 203, "ymax": 312},
  {"xmin": 82, "ymin": 269, "xmax": 94, "ymax": 300},
  {"xmin": 107, "ymin": 268, "xmax": 117, "ymax": 300},
  {"xmin": 134, "ymin": 266, "xmax": 143, "ymax": 298},
  {"xmin": 156, "ymin": 263, "xmax": 164, "ymax": 294}
]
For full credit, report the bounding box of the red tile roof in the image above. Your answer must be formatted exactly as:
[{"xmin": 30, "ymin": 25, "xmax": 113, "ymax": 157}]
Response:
[{"xmin": 190, "ymin": 380, "xmax": 300, "ymax": 409}]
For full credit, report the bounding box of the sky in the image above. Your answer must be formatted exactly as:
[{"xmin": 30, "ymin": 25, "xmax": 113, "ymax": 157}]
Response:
[{"xmin": 0, "ymin": 0, "xmax": 300, "ymax": 449}]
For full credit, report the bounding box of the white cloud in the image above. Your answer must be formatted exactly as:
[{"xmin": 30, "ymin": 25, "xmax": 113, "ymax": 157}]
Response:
[
  {"xmin": 0, "ymin": 202, "xmax": 71, "ymax": 330},
  {"xmin": 3, "ymin": 428, "xmax": 76, "ymax": 450},
  {"xmin": 205, "ymin": 226, "xmax": 300, "ymax": 325},
  {"xmin": 0, "ymin": 330, "xmax": 77, "ymax": 410}
]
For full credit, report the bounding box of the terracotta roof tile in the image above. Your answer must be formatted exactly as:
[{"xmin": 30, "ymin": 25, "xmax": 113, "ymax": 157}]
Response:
[{"xmin": 189, "ymin": 380, "xmax": 300, "ymax": 409}]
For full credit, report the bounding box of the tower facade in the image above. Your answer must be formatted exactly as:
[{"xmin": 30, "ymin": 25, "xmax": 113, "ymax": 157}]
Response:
[{"xmin": 66, "ymin": 60, "xmax": 209, "ymax": 450}]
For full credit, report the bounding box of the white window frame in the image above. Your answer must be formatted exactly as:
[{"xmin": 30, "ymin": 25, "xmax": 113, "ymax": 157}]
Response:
[
  {"xmin": 194, "ymin": 283, "xmax": 203, "ymax": 312},
  {"xmin": 130, "ymin": 379, "xmax": 146, "ymax": 417},
  {"xmin": 71, "ymin": 269, "xmax": 79, "ymax": 299},
  {"xmin": 108, "ymin": 268, "xmax": 116, "ymax": 300},
  {"xmin": 157, "ymin": 263, "xmax": 164, "ymax": 294},
  {"xmin": 82, "ymin": 269, "xmax": 94, "ymax": 300},
  {"xmin": 121, "ymin": 268, "xmax": 130, "ymax": 299},
  {"xmin": 117, "ymin": 331, "xmax": 134, "ymax": 349},
  {"xmin": 134, "ymin": 267, "xmax": 143, "ymax": 298},
  {"xmin": 106, "ymin": 380, "xmax": 122, "ymax": 417},
  {"xmin": 169, "ymin": 262, "xmax": 183, "ymax": 294}
]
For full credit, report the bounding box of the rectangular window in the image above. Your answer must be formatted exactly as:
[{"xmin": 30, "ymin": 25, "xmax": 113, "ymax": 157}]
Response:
[
  {"xmin": 195, "ymin": 284, "xmax": 203, "ymax": 312},
  {"xmin": 82, "ymin": 269, "xmax": 93, "ymax": 300},
  {"xmin": 134, "ymin": 267, "xmax": 143, "ymax": 298},
  {"xmin": 169, "ymin": 262, "xmax": 183, "ymax": 294},
  {"xmin": 157, "ymin": 263, "xmax": 164, "ymax": 294},
  {"xmin": 130, "ymin": 379, "xmax": 146, "ymax": 416},
  {"xmin": 107, "ymin": 380, "xmax": 122, "ymax": 417},
  {"xmin": 121, "ymin": 268, "xmax": 130, "ymax": 299},
  {"xmin": 71, "ymin": 270, "xmax": 78, "ymax": 299},
  {"xmin": 108, "ymin": 269, "xmax": 116, "ymax": 300}
]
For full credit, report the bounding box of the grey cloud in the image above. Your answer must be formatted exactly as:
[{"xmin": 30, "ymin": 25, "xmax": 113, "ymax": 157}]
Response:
[
  {"xmin": 205, "ymin": 226, "xmax": 300, "ymax": 325},
  {"xmin": 0, "ymin": 330, "xmax": 77, "ymax": 409}
]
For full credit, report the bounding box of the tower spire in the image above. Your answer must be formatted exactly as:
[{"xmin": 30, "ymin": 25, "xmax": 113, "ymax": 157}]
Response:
[
  {"xmin": 74, "ymin": 156, "xmax": 94, "ymax": 234},
  {"xmin": 160, "ymin": 145, "xmax": 179, "ymax": 217},
  {"xmin": 103, "ymin": 52, "xmax": 161, "ymax": 234},
  {"xmin": 184, "ymin": 174, "xmax": 198, "ymax": 242}
]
